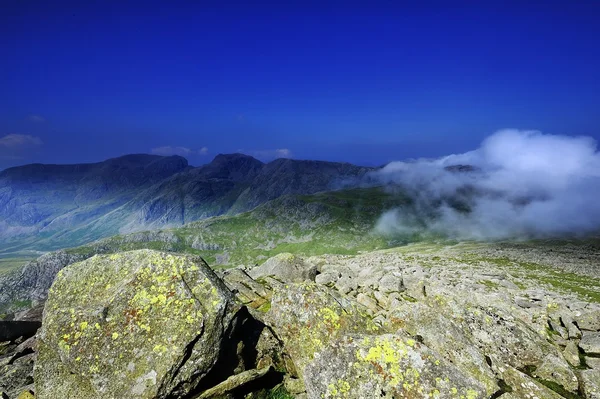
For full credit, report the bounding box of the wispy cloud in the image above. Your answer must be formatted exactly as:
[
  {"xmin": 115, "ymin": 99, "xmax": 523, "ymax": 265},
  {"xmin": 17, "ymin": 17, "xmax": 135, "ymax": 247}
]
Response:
[
  {"xmin": 0, "ymin": 134, "xmax": 43, "ymax": 149},
  {"xmin": 28, "ymin": 115, "xmax": 45, "ymax": 123},
  {"xmin": 151, "ymin": 146, "xmax": 210, "ymax": 157},
  {"xmin": 0, "ymin": 134, "xmax": 43, "ymax": 164}
]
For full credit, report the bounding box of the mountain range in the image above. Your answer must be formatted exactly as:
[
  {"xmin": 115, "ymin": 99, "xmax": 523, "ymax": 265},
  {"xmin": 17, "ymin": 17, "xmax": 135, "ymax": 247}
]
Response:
[{"xmin": 0, "ymin": 153, "xmax": 371, "ymax": 255}]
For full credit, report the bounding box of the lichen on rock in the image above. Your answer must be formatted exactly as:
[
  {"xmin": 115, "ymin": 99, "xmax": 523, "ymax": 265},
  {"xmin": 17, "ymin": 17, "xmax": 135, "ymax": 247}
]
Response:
[
  {"xmin": 304, "ymin": 333, "xmax": 486, "ymax": 398},
  {"xmin": 266, "ymin": 282, "xmax": 379, "ymax": 380},
  {"xmin": 34, "ymin": 250, "xmax": 240, "ymax": 399}
]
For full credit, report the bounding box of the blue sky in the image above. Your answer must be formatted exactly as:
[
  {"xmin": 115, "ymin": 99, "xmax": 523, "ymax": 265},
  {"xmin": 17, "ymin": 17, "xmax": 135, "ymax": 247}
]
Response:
[{"xmin": 1, "ymin": 0, "xmax": 599, "ymax": 169}]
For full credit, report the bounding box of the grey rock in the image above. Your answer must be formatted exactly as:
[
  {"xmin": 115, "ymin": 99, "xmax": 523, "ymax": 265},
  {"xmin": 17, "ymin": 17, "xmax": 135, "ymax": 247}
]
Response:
[
  {"xmin": 549, "ymin": 320, "xmax": 569, "ymax": 339},
  {"xmin": 266, "ymin": 283, "xmax": 378, "ymax": 379},
  {"xmin": 283, "ymin": 376, "xmax": 306, "ymax": 395},
  {"xmin": 515, "ymin": 297, "xmax": 541, "ymax": 309},
  {"xmin": 195, "ymin": 366, "xmax": 272, "ymax": 399},
  {"xmin": 0, "ymin": 251, "xmax": 87, "ymax": 312},
  {"xmin": 249, "ymin": 253, "xmax": 317, "ymax": 283},
  {"xmin": 355, "ymin": 293, "xmax": 380, "ymax": 314},
  {"xmin": 376, "ymin": 273, "xmax": 404, "ymax": 293},
  {"xmin": 563, "ymin": 341, "xmax": 581, "ymax": 367},
  {"xmin": 576, "ymin": 309, "xmax": 600, "ymax": 331},
  {"xmin": 0, "ymin": 353, "xmax": 35, "ymax": 398},
  {"xmin": 314, "ymin": 271, "xmax": 338, "ymax": 286},
  {"xmin": 580, "ymin": 369, "xmax": 600, "ymax": 399},
  {"xmin": 586, "ymin": 356, "xmax": 600, "ymax": 370},
  {"xmin": 533, "ymin": 354, "xmax": 579, "ymax": 393},
  {"xmin": 580, "ymin": 332, "xmax": 600, "ymax": 355},
  {"xmin": 388, "ymin": 302, "xmax": 500, "ymax": 396},
  {"xmin": 402, "ymin": 266, "xmax": 427, "ymax": 300},
  {"xmin": 499, "ymin": 366, "xmax": 563, "ymax": 399}
]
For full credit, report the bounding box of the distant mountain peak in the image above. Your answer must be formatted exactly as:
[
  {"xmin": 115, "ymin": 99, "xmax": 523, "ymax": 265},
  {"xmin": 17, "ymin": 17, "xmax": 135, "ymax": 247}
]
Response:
[
  {"xmin": 210, "ymin": 153, "xmax": 263, "ymax": 164},
  {"xmin": 190, "ymin": 153, "xmax": 264, "ymax": 182}
]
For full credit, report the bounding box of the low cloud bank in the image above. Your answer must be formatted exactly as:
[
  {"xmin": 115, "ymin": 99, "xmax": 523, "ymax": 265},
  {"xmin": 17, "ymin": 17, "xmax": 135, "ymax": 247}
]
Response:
[{"xmin": 372, "ymin": 129, "xmax": 600, "ymax": 240}]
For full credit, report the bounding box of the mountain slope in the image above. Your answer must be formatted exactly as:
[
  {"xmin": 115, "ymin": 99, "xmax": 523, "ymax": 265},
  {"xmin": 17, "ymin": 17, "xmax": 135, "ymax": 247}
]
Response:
[
  {"xmin": 0, "ymin": 154, "xmax": 188, "ymax": 244},
  {"xmin": 0, "ymin": 186, "xmax": 408, "ymax": 312},
  {"xmin": 0, "ymin": 154, "xmax": 372, "ymax": 255},
  {"xmin": 68, "ymin": 186, "xmax": 410, "ymax": 265}
]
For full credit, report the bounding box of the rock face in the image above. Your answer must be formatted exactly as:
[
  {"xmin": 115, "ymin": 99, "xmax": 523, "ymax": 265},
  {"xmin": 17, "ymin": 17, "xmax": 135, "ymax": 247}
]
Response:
[
  {"xmin": 0, "ymin": 251, "xmax": 88, "ymax": 314},
  {"xmin": 35, "ymin": 250, "xmax": 240, "ymax": 399}
]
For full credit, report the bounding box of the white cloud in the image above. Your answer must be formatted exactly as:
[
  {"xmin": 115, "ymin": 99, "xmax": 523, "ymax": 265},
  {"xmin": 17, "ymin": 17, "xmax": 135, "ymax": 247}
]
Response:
[
  {"xmin": 198, "ymin": 147, "xmax": 209, "ymax": 155},
  {"xmin": 28, "ymin": 115, "xmax": 45, "ymax": 123},
  {"xmin": 0, "ymin": 134, "xmax": 43, "ymax": 148},
  {"xmin": 372, "ymin": 129, "xmax": 600, "ymax": 240}
]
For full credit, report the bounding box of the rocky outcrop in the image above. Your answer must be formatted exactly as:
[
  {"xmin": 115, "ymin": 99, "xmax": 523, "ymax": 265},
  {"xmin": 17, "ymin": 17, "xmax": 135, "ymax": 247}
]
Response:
[
  {"xmin": 248, "ymin": 253, "xmax": 317, "ymax": 283},
  {"xmin": 0, "ymin": 251, "xmax": 89, "ymax": 314},
  {"xmin": 227, "ymin": 249, "xmax": 600, "ymax": 398},
  {"xmin": 305, "ymin": 333, "xmax": 487, "ymax": 398},
  {"xmin": 6, "ymin": 246, "xmax": 600, "ymax": 398}
]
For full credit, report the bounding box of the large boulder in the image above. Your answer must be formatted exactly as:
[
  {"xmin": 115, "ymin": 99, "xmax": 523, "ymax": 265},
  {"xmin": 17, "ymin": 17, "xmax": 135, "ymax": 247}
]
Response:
[
  {"xmin": 34, "ymin": 250, "xmax": 241, "ymax": 399},
  {"xmin": 249, "ymin": 253, "xmax": 317, "ymax": 283},
  {"xmin": 304, "ymin": 333, "xmax": 487, "ymax": 398},
  {"xmin": 266, "ymin": 283, "xmax": 378, "ymax": 378}
]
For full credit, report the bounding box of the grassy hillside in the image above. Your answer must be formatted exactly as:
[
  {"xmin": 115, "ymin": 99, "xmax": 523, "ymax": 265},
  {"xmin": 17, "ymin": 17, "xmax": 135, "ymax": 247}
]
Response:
[
  {"xmin": 65, "ymin": 186, "xmax": 412, "ymax": 266},
  {"xmin": 0, "ymin": 257, "xmax": 34, "ymax": 276}
]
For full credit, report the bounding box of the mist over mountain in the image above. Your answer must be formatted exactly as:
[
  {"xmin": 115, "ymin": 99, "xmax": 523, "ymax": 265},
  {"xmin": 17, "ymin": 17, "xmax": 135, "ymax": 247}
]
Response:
[
  {"xmin": 373, "ymin": 129, "xmax": 600, "ymax": 240},
  {"xmin": 2, "ymin": 129, "xmax": 600, "ymax": 256}
]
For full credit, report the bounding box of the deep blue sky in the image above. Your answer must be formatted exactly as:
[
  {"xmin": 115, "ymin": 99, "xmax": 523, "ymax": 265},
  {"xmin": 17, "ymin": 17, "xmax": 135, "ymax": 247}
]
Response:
[{"xmin": 1, "ymin": 0, "xmax": 599, "ymax": 169}]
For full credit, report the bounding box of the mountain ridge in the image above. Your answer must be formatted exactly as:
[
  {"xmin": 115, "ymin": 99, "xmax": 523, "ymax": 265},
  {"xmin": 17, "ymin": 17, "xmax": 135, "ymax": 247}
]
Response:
[{"xmin": 0, "ymin": 153, "xmax": 371, "ymax": 255}]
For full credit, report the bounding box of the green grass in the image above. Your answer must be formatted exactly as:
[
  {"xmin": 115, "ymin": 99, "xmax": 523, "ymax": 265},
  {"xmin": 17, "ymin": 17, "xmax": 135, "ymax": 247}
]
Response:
[
  {"xmin": 452, "ymin": 255, "xmax": 600, "ymax": 303},
  {"xmin": 65, "ymin": 187, "xmax": 402, "ymax": 267},
  {"xmin": 0, "ymin": 257, "xmax": 33, "ymax": 275},
  {"xmin": 478, "ymin": 279, "xmax": 501, "ymax": 289},
  {"xmin": 251, "ymin": 385, "xmax": 295, "ymax": 399}
]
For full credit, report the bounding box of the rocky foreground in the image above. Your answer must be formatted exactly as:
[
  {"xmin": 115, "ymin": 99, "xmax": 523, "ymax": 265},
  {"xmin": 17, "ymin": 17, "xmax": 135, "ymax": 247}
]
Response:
[{"xmin": 1, "ymin": 246, "xmax": 600, "ymax": 398}]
